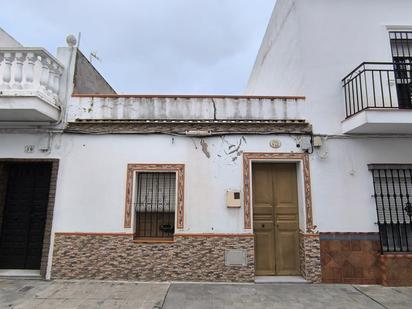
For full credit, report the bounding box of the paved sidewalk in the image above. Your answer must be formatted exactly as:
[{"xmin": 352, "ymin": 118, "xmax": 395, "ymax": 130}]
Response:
[
  {"xmin": 164, "ymin": 283, "xmax": 412, "ymax": 309},
  {"xmin": 0, "ymin": 279, "xmax": 168, "ymax": 309},
  {"xmin": 1, "ymin": 279, "xmax": 412, "ymax": 308}
]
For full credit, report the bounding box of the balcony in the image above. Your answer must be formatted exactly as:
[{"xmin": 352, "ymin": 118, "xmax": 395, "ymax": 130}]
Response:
[
  {"xmin": 0, "ymin": 48, "xmax": 64, "ymax": 123},
  {"xmin": 342, "ymin": 62, "xmax": 412, "ymax": 134}
]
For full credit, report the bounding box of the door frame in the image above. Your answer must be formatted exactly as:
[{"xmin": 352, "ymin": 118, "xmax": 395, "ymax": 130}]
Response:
[
  {"xmin": 243, "ymin": 153, "xmax": 314, "ymax": 278},
  {"xmin": 0, "ymin": 159, "xmax": 59, "ymax": 278},
  {"xmin": 243, "ymin": 152, "xmax": 313, "ymax": 232}
]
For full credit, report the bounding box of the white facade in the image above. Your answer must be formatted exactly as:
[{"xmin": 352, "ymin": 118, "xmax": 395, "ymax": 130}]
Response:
[
  {"xmin": 0, "ymin": 134, "xmax": 301, "ymax": 233},
  {"xmin": 1, "ymin": 0, "xmax": 412, "ymax": 282},
  {"xmin": 246, "ymin": 0, "xmax": 412, "ymax": 134},
  {"xmin": 246, "ymin": 0, "xmax": 412, "ymax": 232},
  {"xmin": 4, "ymin": 132, "xmax": 412, "ymax": 240}
]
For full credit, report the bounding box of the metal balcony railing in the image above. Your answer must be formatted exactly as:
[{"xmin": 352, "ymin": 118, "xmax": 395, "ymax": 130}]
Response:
[{"xmin": 342, "ymin": 62, "xmax": 412, "ymax": 118}]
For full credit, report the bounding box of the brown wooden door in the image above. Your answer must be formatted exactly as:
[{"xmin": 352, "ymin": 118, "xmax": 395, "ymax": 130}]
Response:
[{"xmin": 253, "ymin": 163, "xmax": 300, "ymax": 276}]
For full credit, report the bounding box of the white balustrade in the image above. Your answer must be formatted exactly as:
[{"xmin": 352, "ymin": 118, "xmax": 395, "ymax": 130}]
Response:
[{"xmin": 0, "ymin": 48, "xmax": 64, "ymax": 106}]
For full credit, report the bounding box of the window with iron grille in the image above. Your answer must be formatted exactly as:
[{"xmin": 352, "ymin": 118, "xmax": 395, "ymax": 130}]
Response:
[
  {"xmin": 369, "ymin": 164, "xmax": 412, "ymax": 253},
  {"xmin": 134, "ymin": 172, "xmax": 176, "ymax": 239},
  {"xmin": 389, "ymin": 31, "xmax": 412, "ymax": 108}
]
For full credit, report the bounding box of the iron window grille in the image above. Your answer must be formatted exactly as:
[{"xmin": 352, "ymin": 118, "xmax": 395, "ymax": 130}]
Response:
[
  {"xmin": 134, "ymin": 172, "xmax": 176, "ymax": 239},
  {"xmin": 369, "ymin": 164, "xmax": 412, "ymax": 253}
]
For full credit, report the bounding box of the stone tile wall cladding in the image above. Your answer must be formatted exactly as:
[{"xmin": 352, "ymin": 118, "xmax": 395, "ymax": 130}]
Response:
[
  {"xmin": 320, "ymin": 233, "xmax": 381, "ymax": 284},
  {"xmin": 51, "ymin": 234, "xmax": 255, "ymax": 282},
  {"xmin": 380, "ymin": 254, "xmax": 412, "ymax": 286},
  {"xmin": 301, "ymin": 233, "xmax": 412, "ymax": 286},
  {"xmin": 299, "ymin": 233, "xmax": 321, "ymax": 283},
  {"xmin": 318, "ymin": 232, "xmax": 412, "ymax": 286}
]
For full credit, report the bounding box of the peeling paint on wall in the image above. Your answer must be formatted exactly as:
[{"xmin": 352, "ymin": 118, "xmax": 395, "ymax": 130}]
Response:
[
  {"xmin": 87, "ymin": 98, "xmax": 94, "ymax": 113},
  {"xmin": 200, "ymin": 139, "xmax": 210, "ymax": 158},
  {"xmin": 188, "ymin": 136, "xmax": 247, "ymax": 163},
  {"xmin": 191, "ymin": 138, "xmax": 198, "ymax": 150}
]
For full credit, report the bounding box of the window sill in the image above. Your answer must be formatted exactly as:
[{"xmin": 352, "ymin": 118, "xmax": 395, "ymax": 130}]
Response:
[{"xmin": 133, "ymin": 237, "xmax": 175, "ymax": 244}]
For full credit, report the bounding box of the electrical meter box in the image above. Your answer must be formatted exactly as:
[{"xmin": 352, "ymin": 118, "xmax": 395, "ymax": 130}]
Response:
[{"xmin": 226, "ymin": 190, "xmax": 241, "ymax": 208}]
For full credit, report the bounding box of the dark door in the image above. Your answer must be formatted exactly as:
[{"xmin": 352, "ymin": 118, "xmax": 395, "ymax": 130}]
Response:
[
  {"xmin": 0, "ymin": 162, "xmax": 51, "ymax": 269},
  {"xmin": 390, "ymin": 31, "xmax": 412, "ymax": 108}
]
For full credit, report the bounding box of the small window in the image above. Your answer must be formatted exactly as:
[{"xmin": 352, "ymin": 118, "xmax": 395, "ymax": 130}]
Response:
[
  {"xmin": 369, "ymin": 164, "xmax": 412, "ymax": 252},
  {"xmin": 135, "ymin": 172, "xmax": 176, "ymax": 240}
]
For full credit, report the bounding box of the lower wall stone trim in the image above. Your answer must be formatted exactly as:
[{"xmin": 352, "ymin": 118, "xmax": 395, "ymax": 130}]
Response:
[
  {"xmin": 51, "ymin": 234, "xmax": 255, "ymax": 282},
  {"xmin": 320, "ymin": 232, "xmax": 412, "ymax": 286},
  {"xmin": 320, "ymin": 232, "xmax": 380, "ymax": 241},
  {"xmin": 380, "ymin": 254, "xmax": 412, "ymax": 287},
  {"xmin": 320, "ymin": 232, "xmax": 381, "ymax": 284},
  {"xmin": 299, "ymin": 233, "xmax": 321, "ymax": 283}
]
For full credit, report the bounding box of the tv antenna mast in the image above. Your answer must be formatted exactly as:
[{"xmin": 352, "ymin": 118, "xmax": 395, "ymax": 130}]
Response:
[{"xmin": 89, "ymin": 51, "xmax": 101, "ymax": 64}]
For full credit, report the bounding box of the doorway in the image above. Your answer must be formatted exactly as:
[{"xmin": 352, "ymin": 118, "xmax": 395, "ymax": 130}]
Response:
[
  {"xmin": 0, "ymin": 162, "xmax": 52, "ymax": 270},
  {"xmin": 252, "ymin": 163, "xmax": 300, "ymax": 276},
  {"xmin": 390, "ymin": 31, "xmax": 412, "ymax": 109}
]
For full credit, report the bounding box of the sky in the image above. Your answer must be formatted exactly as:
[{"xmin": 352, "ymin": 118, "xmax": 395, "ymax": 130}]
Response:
[{"xmin": 1, "ymin": 0, "xmax": 275, "ymax": 94}]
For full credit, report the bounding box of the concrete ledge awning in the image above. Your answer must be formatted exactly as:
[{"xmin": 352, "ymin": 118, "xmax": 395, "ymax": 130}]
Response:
[
  {"xmin": 342, "ymin": 109, "xmax": 412, "ymax": 134},
  {"xmin": 65, "ymin": 119, "xmax": 312, "ymax": 135}
]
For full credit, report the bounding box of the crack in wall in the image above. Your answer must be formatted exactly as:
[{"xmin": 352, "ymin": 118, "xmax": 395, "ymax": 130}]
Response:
[
  {"xmin": 211, "ymin": 98, "xmax": 217, "ymax": 120},
  {"xmin": 193, "ymin": 136, "xmax": 247, "ymax": 162},
  {"xmin": 227, "ymin": 139, "xmax": 242, "ymax": 155}
]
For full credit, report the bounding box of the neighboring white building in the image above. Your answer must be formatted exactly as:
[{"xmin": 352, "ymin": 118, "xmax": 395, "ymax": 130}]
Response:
[
  {"xmin": 0, "ymin": 0, "xmax": 411, "ymax": 286},
  {"xmin": 0, "ymin": 27, "xmax": 22, "ymax": 48},
  {"xmin": 247, "ymin": 0, "xmax": 412, "ymax": 285}
]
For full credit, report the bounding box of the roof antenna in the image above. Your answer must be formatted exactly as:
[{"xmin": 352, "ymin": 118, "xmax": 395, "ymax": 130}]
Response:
[
  {"xmin": 77, "ymin": 32, "xmax": 81, "ymax": 48},
  {"xmin": 89, "ymin": 51, "xmax": 101, "ymax": 63}
]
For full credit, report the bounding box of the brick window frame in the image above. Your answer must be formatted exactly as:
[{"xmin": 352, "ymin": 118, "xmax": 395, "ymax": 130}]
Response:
[{"xmin": 124, "ymin": 164, "xmax": 185, "ymax": 232}]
